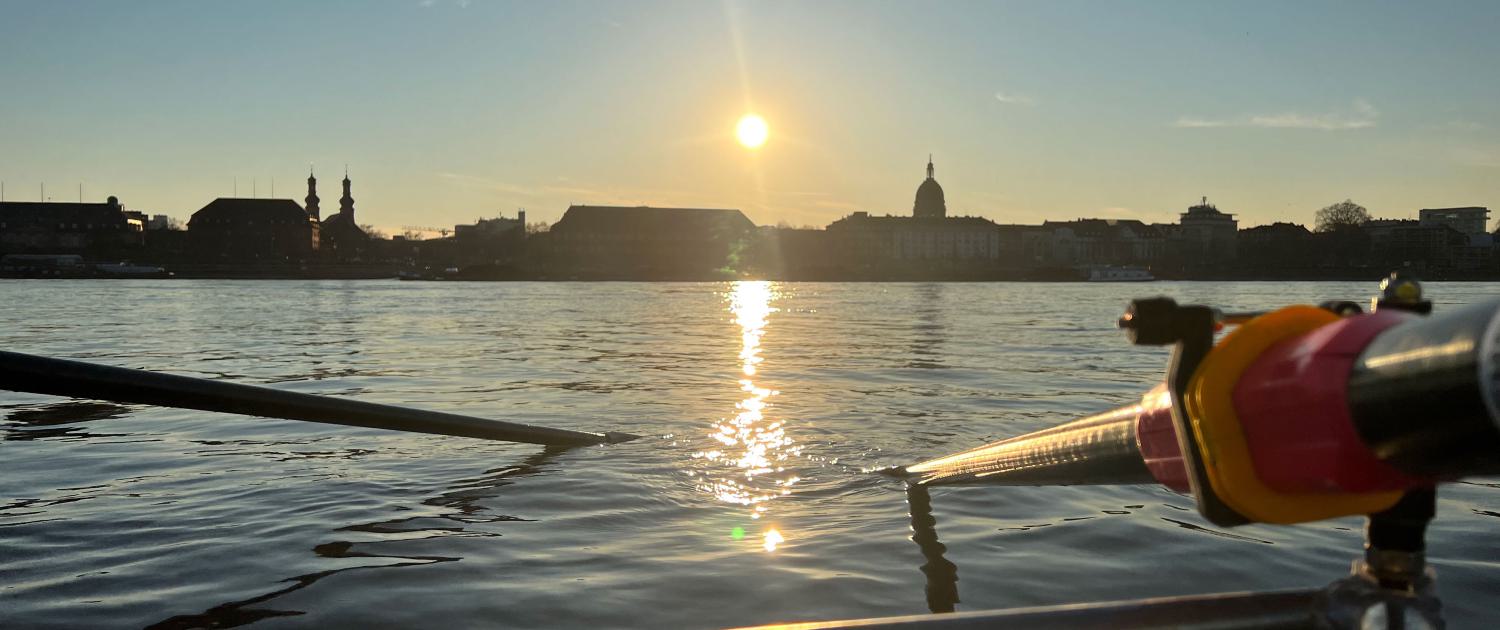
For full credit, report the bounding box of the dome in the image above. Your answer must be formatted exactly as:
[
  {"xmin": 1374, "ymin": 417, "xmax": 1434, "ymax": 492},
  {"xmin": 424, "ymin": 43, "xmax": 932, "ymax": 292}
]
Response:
[{"xmin": 913, "ymin": 158, "xmax": 947, "ymax": 219}]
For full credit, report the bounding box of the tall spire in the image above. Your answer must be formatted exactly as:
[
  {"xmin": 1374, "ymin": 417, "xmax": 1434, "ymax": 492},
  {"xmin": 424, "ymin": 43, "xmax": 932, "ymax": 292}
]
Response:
[
  {"xmin": 926, "ymin": 155, "xmax": 935, "ymax": 180},
  {"xmin": 339, "ymin": 166, "xmax": 355, "ymax": 222},
  {"xmin": 305, "ymin": 166, "xmax": 320, "ymax": 221}
]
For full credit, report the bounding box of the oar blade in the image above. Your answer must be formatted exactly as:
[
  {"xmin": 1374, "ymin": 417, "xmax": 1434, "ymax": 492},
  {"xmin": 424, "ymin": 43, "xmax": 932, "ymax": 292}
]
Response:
[{"xmin": 0, "ymin": 350, "xmax": 635, "ymax": 447}]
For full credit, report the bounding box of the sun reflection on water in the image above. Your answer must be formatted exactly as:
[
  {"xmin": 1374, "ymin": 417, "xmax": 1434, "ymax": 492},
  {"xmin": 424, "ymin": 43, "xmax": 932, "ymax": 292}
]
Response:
[
  {"xmin": 763, "ymin": 528, "xmax": 785, "ymax": 552},
  {"xmin": 691, "ymin": 281, "xmax": 800, "ymax": 551}
]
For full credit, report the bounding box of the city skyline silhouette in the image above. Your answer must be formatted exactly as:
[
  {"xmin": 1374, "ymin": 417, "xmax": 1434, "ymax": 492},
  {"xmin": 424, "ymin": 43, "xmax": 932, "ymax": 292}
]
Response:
[{"xmin": 1, "ymin": 1, "xmax": 1496, "ymax": 235}]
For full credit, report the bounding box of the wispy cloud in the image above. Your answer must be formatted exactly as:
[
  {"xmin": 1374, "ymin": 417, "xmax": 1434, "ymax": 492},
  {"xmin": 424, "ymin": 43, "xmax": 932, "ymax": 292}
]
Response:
[
  {"xmin": 436, "ymin": 172, "xmax": 710, "ymax": 208},
  {"xmin": 1175, "ymin": 99, "xmax": 1378, "ymax": 130},
  {"xmin": 1095, "ymin": 206, "xmax": 1179, "ymax": 223},
  {"xmin": 765, "ymin": 190, "xmax": 831, "ymax": 199},
  {"xmin": 1432, "ymin": 120, "xmax": 1487, "ymax": 132},
  {"xmin": 994, "ymin": 92, "xmax": 1035, "ymax": 106},
  {"xmin": 812, "ymin": 199, "xmax": 861, "ymax": 211},
  {"xmin": 1452, "ymin": 147, "xmax": 1500, "ymax": 169},
  {"xmin": 1173, "ymin": 117, "xmax": 1232, "ymax": 129},
  {"xmin": 436, "ymin": 172, "xmax": 540, "ymax": 197}
]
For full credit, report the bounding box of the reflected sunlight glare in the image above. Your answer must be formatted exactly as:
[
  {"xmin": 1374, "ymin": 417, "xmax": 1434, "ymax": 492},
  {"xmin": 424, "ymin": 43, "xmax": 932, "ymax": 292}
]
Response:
[
  {"xmin": 763, "ymin": 528, "xmax": 785, "ymax": 553},
  {"xmin": 691, "ymin": 282, "xmax": 801, "ymax": 550}
]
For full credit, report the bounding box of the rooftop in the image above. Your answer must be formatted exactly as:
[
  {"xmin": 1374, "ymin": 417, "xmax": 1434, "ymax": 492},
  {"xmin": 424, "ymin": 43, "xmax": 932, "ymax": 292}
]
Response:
[
  {"xmin": 828, "ymin": 213, "xmax": 998, "ymax": 230},
  {"xmin": 551, "ymin": 205, "xmax": 756, "ymax": 234},
  {"xmin": 1043, "ymin": 218, "xmax": 1164, "ymax": 238},
  {"xmin": 189, "ymin": 198, "xmax": 317, "ymax": 226},
  {"xmin": 0, "ymin": 199, "xmax": 128, "ymax": 225}
]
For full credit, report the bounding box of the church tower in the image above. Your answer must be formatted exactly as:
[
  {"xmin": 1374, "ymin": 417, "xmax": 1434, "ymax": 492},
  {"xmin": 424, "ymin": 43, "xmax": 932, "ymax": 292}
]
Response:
[
  {"xmin": 305, "ymin": 167, "xmax": 320, "ymax": 221},
  {"xmin": 913, "ymin": 155, "xmax": 947, "ymax": 219},
  {"xmin": 339, "ymin": 167, "xmax": 355, "ymax": 223}
]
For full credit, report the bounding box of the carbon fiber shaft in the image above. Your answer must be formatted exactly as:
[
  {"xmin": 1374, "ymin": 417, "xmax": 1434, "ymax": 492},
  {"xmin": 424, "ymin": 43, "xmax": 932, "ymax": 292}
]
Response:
[
  {"xmin": 0, "ymin": 350, "xmax": 636, "ymax": 447},
  {"xmin": 902, "ymin": 403, "xmax": 1155, "ymax": 487}
]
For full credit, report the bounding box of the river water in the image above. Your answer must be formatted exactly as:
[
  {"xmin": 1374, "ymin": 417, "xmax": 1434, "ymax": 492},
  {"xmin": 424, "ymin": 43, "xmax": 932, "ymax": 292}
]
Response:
[{"xmin": 3, "ymin": 280, "xmax": 1498, "ymax": 628}]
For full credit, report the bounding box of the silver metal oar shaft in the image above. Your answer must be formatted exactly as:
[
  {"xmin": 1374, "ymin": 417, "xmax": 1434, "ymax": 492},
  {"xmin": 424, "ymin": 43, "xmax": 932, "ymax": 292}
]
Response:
[
  {"xmin": 0, "ymin": 350, "xmax": 636, "ymax": 447},
  {"xmin": 901, "ymin": 404, "xmax": 1154, "ymax": 487}
]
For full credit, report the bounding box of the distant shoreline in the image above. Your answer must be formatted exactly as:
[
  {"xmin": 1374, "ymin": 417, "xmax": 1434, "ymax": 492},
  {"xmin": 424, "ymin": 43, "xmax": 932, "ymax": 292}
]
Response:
[{"xmin": 6, "ymin": 273, "xmax": 1497, "ymax": 283}]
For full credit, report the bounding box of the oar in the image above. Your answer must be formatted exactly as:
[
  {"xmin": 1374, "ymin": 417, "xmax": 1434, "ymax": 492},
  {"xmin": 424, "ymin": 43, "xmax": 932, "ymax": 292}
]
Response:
[
  {"xmin": 0, "ymin": 350, "xmax": 638, "ymax": 447},
  {"xmin": 892, "ymin": 402, "xmax": 1158, "ymax": 487},
  {"xmin": 892, "ymin": 297, "xmax": 1500, "ymax": 491}
]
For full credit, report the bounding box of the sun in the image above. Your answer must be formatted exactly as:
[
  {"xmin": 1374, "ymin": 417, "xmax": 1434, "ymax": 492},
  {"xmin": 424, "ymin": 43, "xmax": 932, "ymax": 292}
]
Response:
[{"xmin": 736, "ymin": 114, "xmax": 768, "ymax": 149}]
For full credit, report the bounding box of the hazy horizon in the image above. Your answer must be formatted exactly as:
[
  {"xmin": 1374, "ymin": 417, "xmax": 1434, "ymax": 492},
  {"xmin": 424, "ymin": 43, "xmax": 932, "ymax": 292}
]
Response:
[{"xmin": 2, "ymin": 0, "xmax": 1497, "ymax": 233}]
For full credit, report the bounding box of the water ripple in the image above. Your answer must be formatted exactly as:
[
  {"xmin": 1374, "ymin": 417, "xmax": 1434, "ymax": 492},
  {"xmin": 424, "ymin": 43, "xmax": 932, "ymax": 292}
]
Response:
[{"xmin": 3, "ymin": 279, "xmax": 1499, "ymax": 627}]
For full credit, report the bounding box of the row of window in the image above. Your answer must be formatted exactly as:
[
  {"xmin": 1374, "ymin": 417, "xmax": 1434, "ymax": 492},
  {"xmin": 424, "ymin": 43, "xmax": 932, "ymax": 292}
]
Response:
[{"xmin": 0, "ymin": 222, "xmax": 124, "ymax": 230}]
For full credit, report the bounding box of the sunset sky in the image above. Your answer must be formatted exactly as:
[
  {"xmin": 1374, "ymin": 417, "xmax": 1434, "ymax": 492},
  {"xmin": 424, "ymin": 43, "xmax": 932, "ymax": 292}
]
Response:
[{"xmin": 2, "ymin": 1, "xmax": 1497, "ymax": 233}]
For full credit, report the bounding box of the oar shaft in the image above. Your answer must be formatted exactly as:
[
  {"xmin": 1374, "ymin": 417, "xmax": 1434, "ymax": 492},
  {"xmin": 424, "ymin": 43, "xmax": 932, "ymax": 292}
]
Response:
[
  {"xmin": 0, "ymin": 350, "xmax": 633, "ymax": 447},
  {"xmin": 902, "ymin": 403, "xmax": 1156, "ymax": 487},
  {"xmin": 900, "ymin": 299, "xmax": 1500, "ymax": 492}
]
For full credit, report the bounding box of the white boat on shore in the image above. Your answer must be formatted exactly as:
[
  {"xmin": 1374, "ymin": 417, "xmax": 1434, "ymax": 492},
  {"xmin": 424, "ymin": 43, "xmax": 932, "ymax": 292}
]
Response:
[{"xmin": 95, "ymin": 262, "xmax": 170, "ymax": 278}]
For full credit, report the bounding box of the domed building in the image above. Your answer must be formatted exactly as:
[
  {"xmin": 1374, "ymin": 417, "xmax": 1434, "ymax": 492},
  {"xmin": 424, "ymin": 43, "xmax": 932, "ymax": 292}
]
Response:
[
  {"xmin": 824, "ymin": 157, "xmax": 999, "ymax": 269},
  {"xmin": 913, "ymin": 156, "xmax": 946, "ymax": 219}
]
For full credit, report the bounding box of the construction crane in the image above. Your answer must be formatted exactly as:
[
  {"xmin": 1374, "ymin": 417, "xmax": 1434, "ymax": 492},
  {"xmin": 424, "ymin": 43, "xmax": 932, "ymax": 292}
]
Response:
[{"xmin": 401, "ymin": 225, "xmax": 452, "ymax": 238}]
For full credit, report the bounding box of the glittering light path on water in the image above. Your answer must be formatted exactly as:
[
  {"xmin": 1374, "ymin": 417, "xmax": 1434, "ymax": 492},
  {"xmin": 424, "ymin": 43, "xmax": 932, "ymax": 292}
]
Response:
[{"xmin": 690, "ymin": 281, "xmax": 801, "ymax": 549}]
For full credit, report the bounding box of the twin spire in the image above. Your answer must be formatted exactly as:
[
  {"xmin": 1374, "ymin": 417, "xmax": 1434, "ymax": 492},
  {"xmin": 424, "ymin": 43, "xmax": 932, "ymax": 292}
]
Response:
[{"xmin": 304, "ymin": 165, "xmax": 355, "ymax": 222}]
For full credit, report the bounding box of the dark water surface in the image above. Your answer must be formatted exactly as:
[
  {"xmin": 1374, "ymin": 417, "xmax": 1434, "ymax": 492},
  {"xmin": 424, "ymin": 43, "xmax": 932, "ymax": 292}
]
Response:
[{"xmin": 3, "ymin": 280, "xmax": 1498, "ymax": 628}]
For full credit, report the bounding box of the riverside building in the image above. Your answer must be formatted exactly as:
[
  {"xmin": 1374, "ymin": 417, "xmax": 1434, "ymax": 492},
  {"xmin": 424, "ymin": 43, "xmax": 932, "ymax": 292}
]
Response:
[
  {"xmin": 540, "ymin": 205, "xmax": 757, "ymax": 278},
  {"xmin": 317, "ymin": 169, "xmax": 370, "ymax": 261},
  {"xmin": 1034, "ymin": 219, "xmax": 1166, "ymax": 268},
  {"xmin": 1419, "ymin": 207, "xmax": 1489, "ymax": 236},
  {"xmin": 0, "ymin": 196, "xmax": 143, "ymax": 255},
  {"xmin": 184, "ymin": 168, "xmax": 380, "ymax": 264},
  {"xmin": 825, "ymin": 158, "xmax": 1001, "ymax": 266},
  {"xmin": 1178, "ymin": 197, "xmax": 1238, "ymax": 264},
  {"xmin": 187, "ymin": 198, "xmax": 320, "ymax": 262}
]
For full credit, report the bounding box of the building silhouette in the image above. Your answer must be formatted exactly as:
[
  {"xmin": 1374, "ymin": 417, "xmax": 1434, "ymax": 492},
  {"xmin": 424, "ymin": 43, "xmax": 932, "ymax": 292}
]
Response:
[
  {"xmin": 538, "ymin": 205, "xmax": 756, "ymax": 278},
  {"xmin": 318, "ymin": 169, "xmax": 370, "ymax": 261},
  {"xmin": 826, "ymin": 213, "xmax": 1000, "ymax": 262},
  {"xmin": 913, "ymin": 155, "xmax": 946, "ymax": 219},
  {"xmin": 1419, "ymin": 207, "xmax": 1489, "ymax": 236},
  {"xmin": 304, "ymin": 169, "xmax": 321, "ymax": 221},
  {"xmin": 1178, "ymin": 197, "xmax": 1238, "ymax": 264},
  {"xmin": 404, "ymin": 212, "xmax": 529, "ymax": 273},
  {"xmin": 11, "ymin": 156, "xmax": 1493, "ymax": 279},
  {"xmin": 180, "ymin": 168, "xmax": 375, "ymax": 264},
  {"xmin": 1239, "ymin": 222, "xmax": 1314, "ymax": 271},
  {"xmin": 0, "ymin": 196, "xmax": 143, "ymax": 255},
  {"xmin": 1034, "ymin": 219, "xmax": 1166, "ymax": 267},
  {"xmin": 187, "ymin": 198, "xmax": 320, "ymax": 262},
  {"xmin": 823, "ymin": 158, "xmax": 999, "ymax": 269},
  {"xmin": 749, "ymin": 226, "xmax": 840, "ymax": 279},
  {"xmin": 453, "ymin": 212, "xmax": 524, "ymax": 240},
  {"xmin": 1365, "ymin": 219, "xmax": 1472, "ymax": 271}
]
